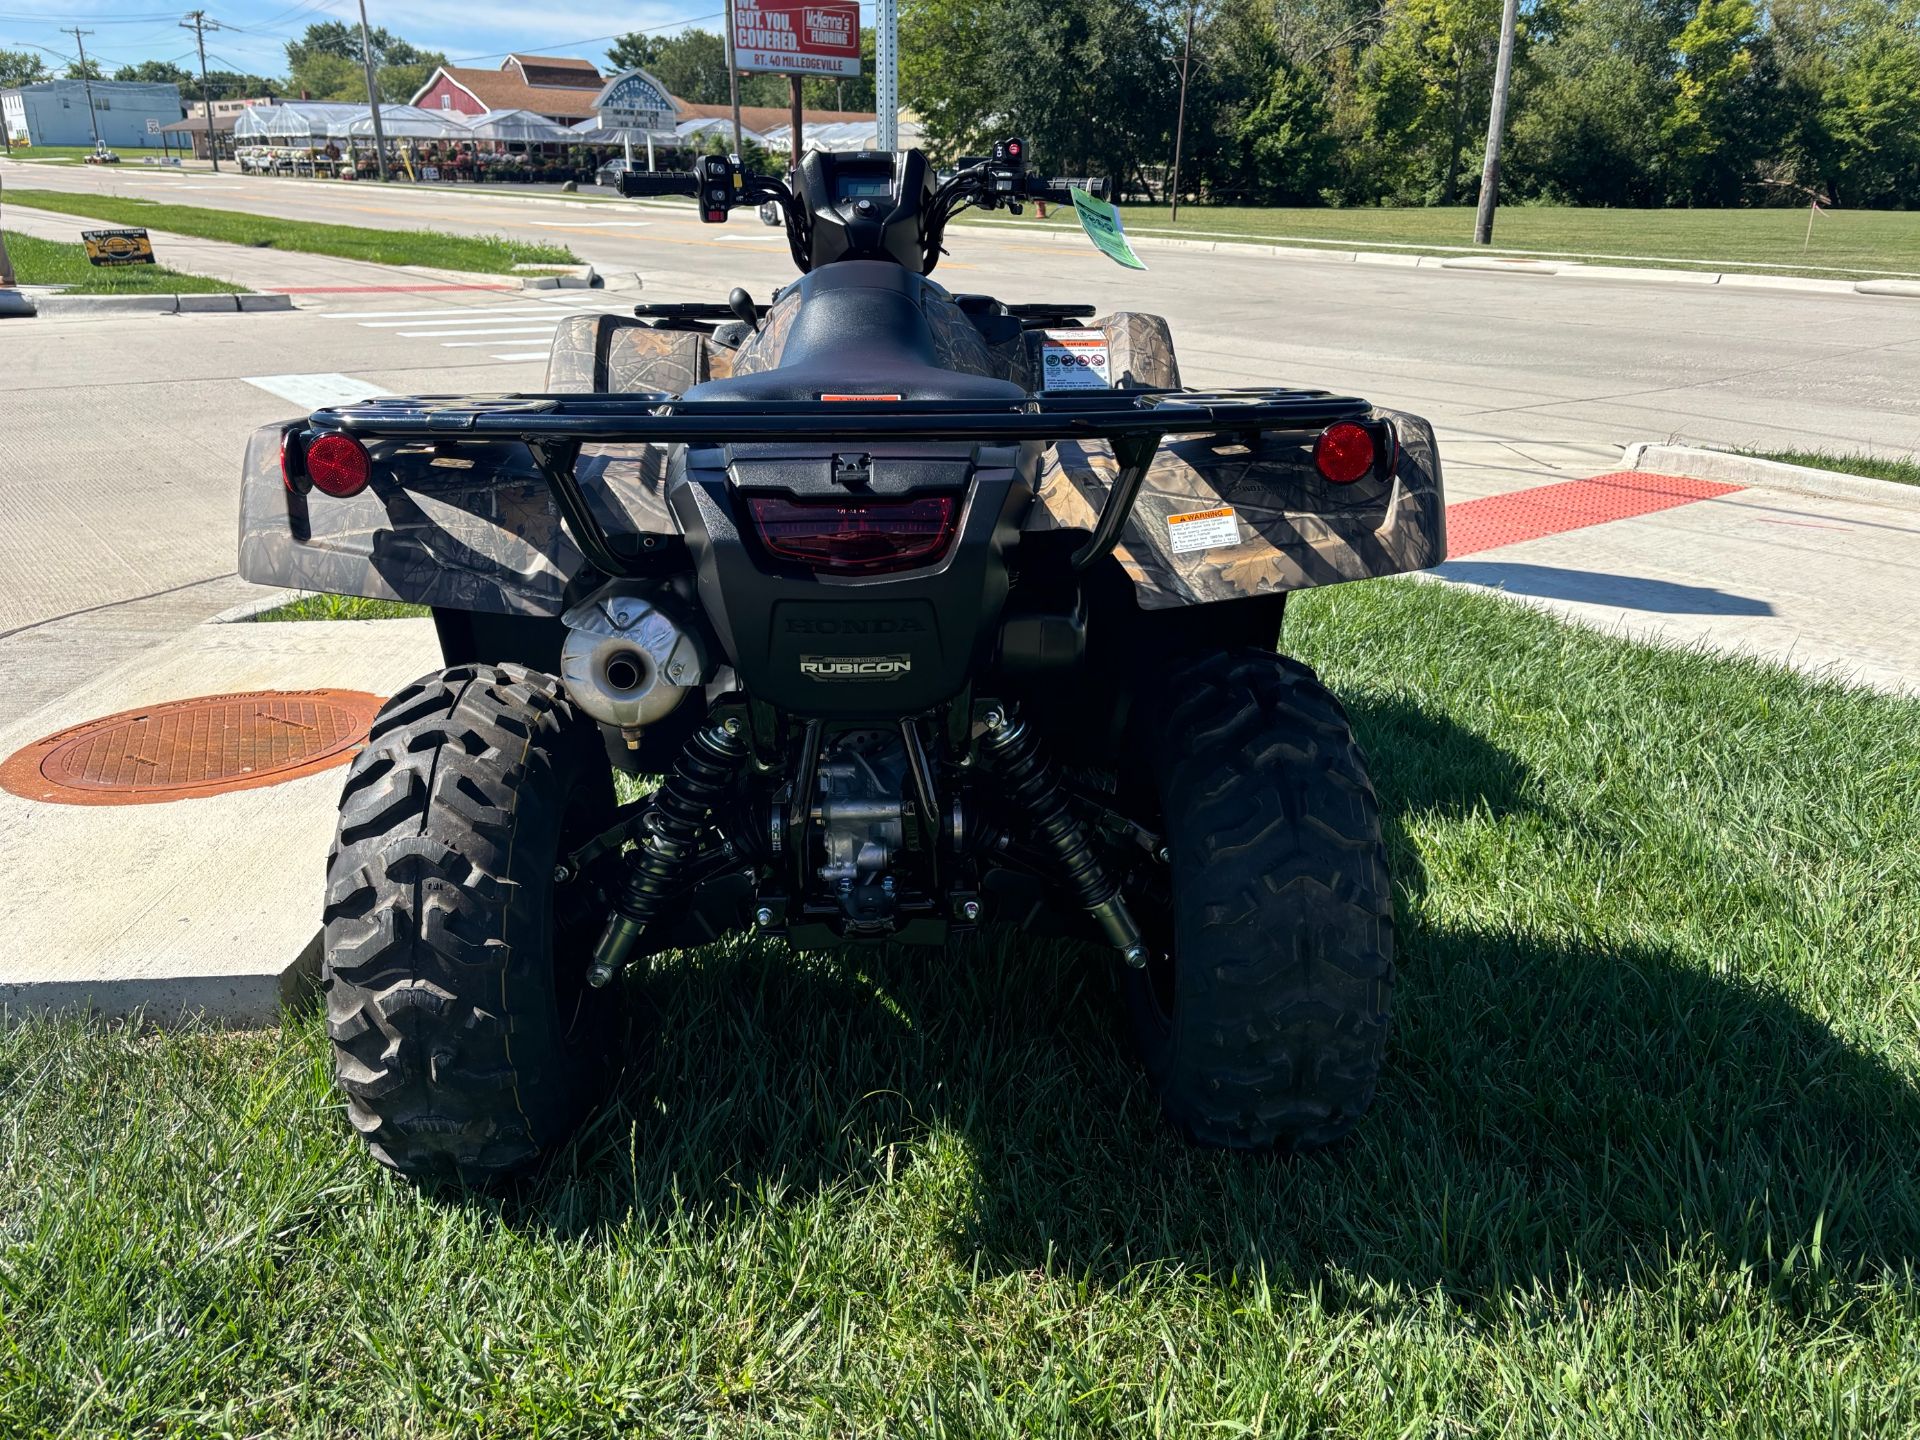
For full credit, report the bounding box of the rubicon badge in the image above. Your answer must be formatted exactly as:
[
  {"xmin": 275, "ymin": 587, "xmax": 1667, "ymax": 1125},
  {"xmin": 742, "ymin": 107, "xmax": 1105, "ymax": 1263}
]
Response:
[{"xmin": 799, "ymin": 654, "xmax": 913, "ymax": 681}]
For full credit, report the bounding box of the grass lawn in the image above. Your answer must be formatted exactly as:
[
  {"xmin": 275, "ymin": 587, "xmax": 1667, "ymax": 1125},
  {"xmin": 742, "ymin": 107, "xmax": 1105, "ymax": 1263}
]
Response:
[
  {"xmin": 3, "ymin": 579, "xmax": 1917, "ymax": 1434},
  {"xmin": 1748, "ymin": 449, "xmax": 1920, "ymax": 487},
  {"xmin": 2, "ymin": 187, "xmax": 577, "ymax": 274},
  {"xmin": 964, "ymin": 202, "xmax": 1920, "ymax": 279},
  {"xmin": 252, "ymin": 593, "xmax": 429, "ymax": 621},
  {"xmin": 2, "ymin": 229, "xmax": 241, "ymax": 294}
]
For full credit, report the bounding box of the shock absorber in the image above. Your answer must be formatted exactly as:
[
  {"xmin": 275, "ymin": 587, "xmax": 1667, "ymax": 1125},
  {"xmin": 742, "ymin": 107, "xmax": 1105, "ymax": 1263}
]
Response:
[
  {"xmin": 979, "ymin": 706, "xmax": 1148, "ymax": 968},
  {"xmin": 587, "ymin": 715, "xmax": 750, "ymax": 987}
]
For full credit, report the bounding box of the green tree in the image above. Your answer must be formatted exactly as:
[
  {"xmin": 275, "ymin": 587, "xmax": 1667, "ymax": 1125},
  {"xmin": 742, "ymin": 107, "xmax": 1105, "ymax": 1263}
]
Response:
[
  {"xmin": 114, "ymin": 60, "xmax": 194, "ymax": 88},
  {"xmin": 904, "ymin": 0, "xmax": 1179, "ymax": 190},
  {"xmin": 1662, "ymin": 0, "xmax": 1770, "ymax": 202},
  {"xmin": 612, "ymin": 26, "xmax": 875, "ymax": 113},
  {"xmin": 65, "ymin": 57, "xmax": 104, "ymax": 81},
  {"xmin": 286, "ymin": 22, "xmax": 441, "ymax": 103},
  {"xmin": 0, "ymin": 48, "xmax": 48, "ymax": 88},
  {"xmin": 1177, "ymin": 0, "xmax": 1341, "ymax": 202},
  {"xmin": 1508, "ymin": 0, "xmax": 1691, "ymax": 204},
  {"xmin": 1345, "ymin": 0, "xmax": 1511, "ymax": 204},
  {"xmin": 802, "ymin": 29, "xmax": 877, "ymax": 111},
  {"xmin": 204, "ymin": 71, "xmax": 280, "ymax": 101},
  {"xmin": 1816, "ymin": 5, "xmax": 1920, "ymax": 205}
]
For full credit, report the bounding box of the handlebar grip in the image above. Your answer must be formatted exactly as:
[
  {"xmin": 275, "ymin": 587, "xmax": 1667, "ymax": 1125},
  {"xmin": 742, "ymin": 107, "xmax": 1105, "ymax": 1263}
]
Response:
[{"xmin": 618, "ymin": 171, "xmax": 699, "ymax": 199}]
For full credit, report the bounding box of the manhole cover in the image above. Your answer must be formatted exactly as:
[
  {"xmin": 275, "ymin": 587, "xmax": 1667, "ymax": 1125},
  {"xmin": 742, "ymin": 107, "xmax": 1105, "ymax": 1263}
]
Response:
[{"xmin": 0, "ymin": 690, "xmax": 385, "ymax": 806}]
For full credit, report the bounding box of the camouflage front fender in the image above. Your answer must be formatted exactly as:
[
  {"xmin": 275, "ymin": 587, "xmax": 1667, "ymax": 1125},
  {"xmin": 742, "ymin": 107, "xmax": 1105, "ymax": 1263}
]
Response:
[
  {"xmin": 237, "ymin": 425, "xmax": 680, "ymax": 616},
  {"xmin": 1025, "ymin": 408, "xmax": 1446, "ymax": 609}
]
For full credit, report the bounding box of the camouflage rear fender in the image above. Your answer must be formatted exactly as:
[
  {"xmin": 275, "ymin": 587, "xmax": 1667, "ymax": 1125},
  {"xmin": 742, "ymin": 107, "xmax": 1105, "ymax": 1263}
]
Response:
[
  {"xmin": 1025, "ymin": 408, "xmax": 1446, "ymax": 609},
  {"xmin": 237, "ymin": 424, "xmax": 684, "ymax": 616}
]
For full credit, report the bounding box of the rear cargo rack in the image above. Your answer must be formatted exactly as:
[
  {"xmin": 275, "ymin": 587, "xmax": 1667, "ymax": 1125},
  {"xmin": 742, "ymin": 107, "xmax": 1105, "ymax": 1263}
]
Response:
[{"xmin": 306, "ymin": 387, "xmax": 1372, "ymax": 581}]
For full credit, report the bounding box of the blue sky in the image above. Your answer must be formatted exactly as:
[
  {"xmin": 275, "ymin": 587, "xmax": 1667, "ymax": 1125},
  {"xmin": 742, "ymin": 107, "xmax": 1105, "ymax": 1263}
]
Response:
[{"xmin": 0, "ymin": 0, "xmax": 858, "ymax": 85}]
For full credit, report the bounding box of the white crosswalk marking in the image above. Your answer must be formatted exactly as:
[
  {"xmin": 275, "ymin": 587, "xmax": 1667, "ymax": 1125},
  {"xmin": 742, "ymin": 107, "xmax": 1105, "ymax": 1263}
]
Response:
[
  {"xmin": 322, "ymin": 300, "xmax": 627, "ymax": 367},
  {"xmin": 397, "ymin": 325, "xmax": 563, "ymax": 338}
]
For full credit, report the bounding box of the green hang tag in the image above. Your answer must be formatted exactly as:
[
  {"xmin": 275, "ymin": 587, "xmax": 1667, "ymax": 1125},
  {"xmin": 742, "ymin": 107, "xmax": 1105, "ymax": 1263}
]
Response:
[{"xmin": 1070, "ymin": 188, "xmax": 1147, "ymax": 271}]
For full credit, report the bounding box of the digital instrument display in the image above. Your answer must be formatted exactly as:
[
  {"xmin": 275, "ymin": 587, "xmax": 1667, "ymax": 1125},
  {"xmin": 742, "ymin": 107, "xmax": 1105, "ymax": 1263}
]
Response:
[{"xmin": 834, "ymin": 173, "xmax": 893, "ymax": 203}]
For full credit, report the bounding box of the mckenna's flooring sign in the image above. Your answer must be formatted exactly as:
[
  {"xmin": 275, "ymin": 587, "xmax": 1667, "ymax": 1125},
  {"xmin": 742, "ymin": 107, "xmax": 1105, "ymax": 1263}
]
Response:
[{"xmin": 82, "ymin": 229, "xmax": 155, "ymax": 267}]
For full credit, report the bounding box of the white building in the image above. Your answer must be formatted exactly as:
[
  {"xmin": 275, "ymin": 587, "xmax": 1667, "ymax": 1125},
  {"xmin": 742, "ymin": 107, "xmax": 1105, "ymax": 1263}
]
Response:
[{"xmin": 1, "ymin": 79, "xmax": 184, "ymax": 149}]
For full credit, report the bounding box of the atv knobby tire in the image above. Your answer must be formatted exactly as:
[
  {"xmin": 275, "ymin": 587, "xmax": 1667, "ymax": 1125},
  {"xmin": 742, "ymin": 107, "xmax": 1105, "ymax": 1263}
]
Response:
[
  {"xmin": 323, "ymin": 664, "xmax": 618, "ymax": 1182},
  {"xmin": 1123, "ymin": 648, "xmax": 1394, "ymax": 1150}
]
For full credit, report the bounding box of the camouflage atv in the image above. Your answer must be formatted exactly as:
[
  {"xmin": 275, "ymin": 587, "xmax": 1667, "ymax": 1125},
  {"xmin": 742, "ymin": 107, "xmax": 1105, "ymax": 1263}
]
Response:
[{"xmin": 239, "ymin": 142, "xmax": 1446, "ymax": 1182}]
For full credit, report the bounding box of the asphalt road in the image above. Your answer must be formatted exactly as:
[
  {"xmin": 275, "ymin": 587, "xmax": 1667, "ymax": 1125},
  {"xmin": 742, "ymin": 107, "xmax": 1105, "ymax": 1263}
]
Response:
[{"xmin": 4, "ymin": 158, "xmax": 1920, "ymax": 724}]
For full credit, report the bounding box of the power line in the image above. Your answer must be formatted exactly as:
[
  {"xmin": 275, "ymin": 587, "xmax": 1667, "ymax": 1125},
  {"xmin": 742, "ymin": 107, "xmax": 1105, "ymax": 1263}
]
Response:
[
  {"xmin": 446, "ymin": 13, "xmax": 727, "ymax": 64},
  {"xmin": 0, "ymin": 10, "xmax": 188, "ymax": 22}
]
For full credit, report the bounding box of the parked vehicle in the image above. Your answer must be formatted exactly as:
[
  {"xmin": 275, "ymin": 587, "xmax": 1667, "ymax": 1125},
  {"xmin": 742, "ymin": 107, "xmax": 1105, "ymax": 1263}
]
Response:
[
  {"xmin": 595, "ymin": 157, "xmax": 636, "ymax": 187},
  {"xmin": 240, "ymin": 142, "xmax": 1447, "ymax": 1182}
]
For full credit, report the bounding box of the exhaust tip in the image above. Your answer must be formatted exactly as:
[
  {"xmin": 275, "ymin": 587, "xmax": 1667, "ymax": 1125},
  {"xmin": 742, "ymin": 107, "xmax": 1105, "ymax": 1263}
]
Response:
[{"xmin": 603, "ymin": 652, "xmax": 648, "ymax": 694}]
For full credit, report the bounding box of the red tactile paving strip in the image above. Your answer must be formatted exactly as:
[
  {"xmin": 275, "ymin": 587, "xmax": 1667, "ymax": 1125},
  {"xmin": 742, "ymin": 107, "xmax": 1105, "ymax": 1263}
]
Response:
[
  {"xmin": 1446, "ymin": 471, "xmax": 1744, "ymax": 558},
  {"xmin": 0, "ymin": 690, "xmax": 384, "ymax": 807}
]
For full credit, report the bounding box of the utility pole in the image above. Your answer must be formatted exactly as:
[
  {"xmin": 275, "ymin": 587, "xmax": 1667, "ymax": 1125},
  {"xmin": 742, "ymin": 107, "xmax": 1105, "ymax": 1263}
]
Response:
[
  {"xmin": 355, "ymin": 0, "xmax": 390, "ymax": 181},
  {"xmin": 1168, "ymin": 0, "xmax": 1195, "ymax": 220},
  {"xmin": 63, "ymin": 28, "xmax": 103, "ymax": 151},
  {"xmin": 1473, "ymin": 0, "xmax": 1520, "ymax": 245},
  {"xmin": 180, "ymin": 12, "xmax": 223, "ymax": 172},
  {"xmin": 723, "ymin": 0, "xmax": 744, "ymax": 157},
  {"xmin": 874, "ymin": 0, "xmax": 898, "ymax": 150}
]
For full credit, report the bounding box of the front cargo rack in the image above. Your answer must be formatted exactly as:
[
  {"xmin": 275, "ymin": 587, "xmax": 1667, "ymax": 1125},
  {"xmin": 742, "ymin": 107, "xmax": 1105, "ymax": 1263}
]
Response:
[{"xmin": 305, "ymin": 387, "xmax": 1374, "ymax": 581}]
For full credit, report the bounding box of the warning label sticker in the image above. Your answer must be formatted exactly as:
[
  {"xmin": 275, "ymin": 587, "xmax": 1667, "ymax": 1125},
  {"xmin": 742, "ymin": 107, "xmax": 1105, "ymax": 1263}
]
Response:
[
  {"xmin": 1038, "ymin": 329, "xmax": 1111, "ymax": 390},
  {"xmin": 1165, "ymin": 506, "xmax": 1241, "ymax": 554}
]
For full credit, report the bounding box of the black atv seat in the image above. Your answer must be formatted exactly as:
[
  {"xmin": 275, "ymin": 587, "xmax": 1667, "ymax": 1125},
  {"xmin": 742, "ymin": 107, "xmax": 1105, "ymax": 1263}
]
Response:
[{"xmin": 679, "ymin": 262, "xmax": 1027, "ymax": 405}]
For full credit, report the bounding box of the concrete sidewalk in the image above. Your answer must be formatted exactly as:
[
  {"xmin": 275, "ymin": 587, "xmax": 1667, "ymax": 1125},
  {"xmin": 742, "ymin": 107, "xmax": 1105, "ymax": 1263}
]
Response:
[
  {"xmin": 0, "ymin": 617, "xmax": 439, "ymax": 1023},
  {"xmin": 1430, "ymin": 457, "xmax": 1920, "ymax": 695}
]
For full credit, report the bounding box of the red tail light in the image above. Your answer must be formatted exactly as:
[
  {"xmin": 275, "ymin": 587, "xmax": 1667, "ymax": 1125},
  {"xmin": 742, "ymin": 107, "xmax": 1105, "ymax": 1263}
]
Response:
[
  {"xmin": 304, "ymin": 433, "xmax": 373, "ymax": 498},
  {"xmin": 1313, "ymin": 422, "xmax": 1378, "ymax": 485},
  {"xmin": 747, "ymin": 495, "xmax": 959, "ymax": 574}
]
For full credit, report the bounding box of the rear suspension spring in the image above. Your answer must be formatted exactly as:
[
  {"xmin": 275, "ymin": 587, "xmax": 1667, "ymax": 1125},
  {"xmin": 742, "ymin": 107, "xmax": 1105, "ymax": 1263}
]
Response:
[
  {"xmin": 588, "ymin": 715, "xmax": 750, "ymax": 986},
  {"xmin": 979, "ymin": 706, "xmax": 1147, "ymax": 967}
]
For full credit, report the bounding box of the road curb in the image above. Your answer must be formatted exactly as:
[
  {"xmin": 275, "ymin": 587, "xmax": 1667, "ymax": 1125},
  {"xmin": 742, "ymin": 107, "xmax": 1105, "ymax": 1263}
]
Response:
[
  {"xmin": 1622, "ymin": 443, "xmax": 1920, "ymax": 512},
  {"xmin": 208, "ymin": 589, "xmax": 311, "ymax": 624},
  {"xmin": 29, "ymin": 291, "xmax": 293, "ymax": 316}
]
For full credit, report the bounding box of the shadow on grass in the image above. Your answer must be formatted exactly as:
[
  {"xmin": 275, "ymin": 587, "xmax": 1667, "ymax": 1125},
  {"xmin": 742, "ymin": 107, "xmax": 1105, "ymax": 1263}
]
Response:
[{"xmin": 479, "ymin": 696, "xmax": 1920, "ymax": 1309}]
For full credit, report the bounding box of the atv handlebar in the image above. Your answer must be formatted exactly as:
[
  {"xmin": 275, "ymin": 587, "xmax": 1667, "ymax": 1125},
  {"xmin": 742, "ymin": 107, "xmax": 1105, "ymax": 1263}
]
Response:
[
  {"xmin": 617, "ymin": 144, "xmax": 1098, "ymax": 274},
  {"xmin": 617, "ymin": 170, "xmax": 700, "ymax": 198}
]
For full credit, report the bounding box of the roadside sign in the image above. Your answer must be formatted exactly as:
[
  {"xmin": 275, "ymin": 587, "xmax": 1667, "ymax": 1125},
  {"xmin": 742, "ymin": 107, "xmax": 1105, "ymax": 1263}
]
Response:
[
  {"xmin": 732, "ymin": 0, "xmax": 861, "ymax": 77},
  {"xmin": 146, "ymin": 118, "xmax": 160, "ymax": 134},
  {"xmin": 594, "ymin": 70, "xmax": 676, "ymax": 129},
  {"xmin": 1070, "ymin": 188, "xmax": 1147, "ymax": 271},
  {"xmin": 82, "ymin": 228, "xmax": 156, "ymax": 266}
]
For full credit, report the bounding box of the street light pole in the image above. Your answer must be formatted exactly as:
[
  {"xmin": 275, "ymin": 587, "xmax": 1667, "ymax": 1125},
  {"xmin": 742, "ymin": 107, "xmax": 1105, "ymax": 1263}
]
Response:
[
  {"xmin": 63, "ymin": 28, "xmax": 102, "ymax": 151},
  {"xmin": 1168, "ymin": 0, "xmax": 1195, "ymax": 220},
  {"xmin": 1473, "ymin": 0, "xmax": 1520, "ymax": 245},
  {"xmin": 181, "ymin": 12, "xmax": 223, "ymax": 172},
  {"xmin": 356, "ymin": 0, "xmax": 390, "ymax": 181}
]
